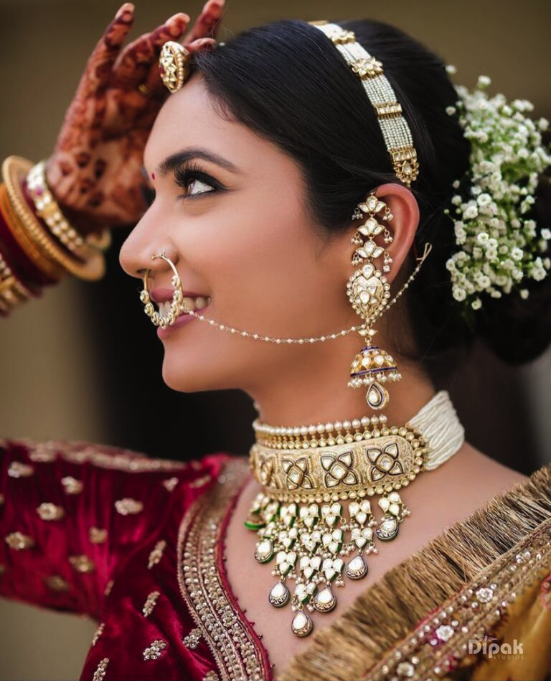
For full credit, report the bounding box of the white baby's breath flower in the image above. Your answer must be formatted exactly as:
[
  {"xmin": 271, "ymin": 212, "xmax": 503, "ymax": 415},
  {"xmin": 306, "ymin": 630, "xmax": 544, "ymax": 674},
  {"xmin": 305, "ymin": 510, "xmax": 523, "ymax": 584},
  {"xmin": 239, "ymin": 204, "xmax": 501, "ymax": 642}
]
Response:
[
  {"xmin": 477, "ymin": 75, "xmax": 491, "ymax": 88},
  {"xmin": 452, "ymin": 286, "xmax": 467, "ymax": 301},
  {"xmin": 520, "ymin": 289, "xmax": 530, "ymax": 299},
  {"xmin": 446, "ymin": 73, "xmax": 551, "ymax": 311}
]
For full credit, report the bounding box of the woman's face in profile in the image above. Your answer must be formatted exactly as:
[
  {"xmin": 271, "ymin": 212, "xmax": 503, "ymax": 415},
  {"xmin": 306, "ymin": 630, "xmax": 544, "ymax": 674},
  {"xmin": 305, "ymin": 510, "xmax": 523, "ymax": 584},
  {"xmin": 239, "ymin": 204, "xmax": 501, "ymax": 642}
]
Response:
[{"xmin": 120, "ymin": 73, "xmax": 356, "ymax": 396}]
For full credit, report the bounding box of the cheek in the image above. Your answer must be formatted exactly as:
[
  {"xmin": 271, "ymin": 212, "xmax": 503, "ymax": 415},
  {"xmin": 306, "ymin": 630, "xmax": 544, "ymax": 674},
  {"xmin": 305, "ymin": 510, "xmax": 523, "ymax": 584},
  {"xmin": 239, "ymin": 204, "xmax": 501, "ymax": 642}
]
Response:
[{"xmin": 203, "ymin": 211, "xmax": 317, "ymax": 317}]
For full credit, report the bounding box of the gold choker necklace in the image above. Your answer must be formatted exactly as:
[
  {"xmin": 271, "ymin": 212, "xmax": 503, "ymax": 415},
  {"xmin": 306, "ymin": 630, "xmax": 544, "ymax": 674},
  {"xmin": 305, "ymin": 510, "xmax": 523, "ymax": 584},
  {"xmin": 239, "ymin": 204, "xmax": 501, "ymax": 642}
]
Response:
[{"xmin": 245, "ymin": 390, "xmax": 464, "ymax": 637}]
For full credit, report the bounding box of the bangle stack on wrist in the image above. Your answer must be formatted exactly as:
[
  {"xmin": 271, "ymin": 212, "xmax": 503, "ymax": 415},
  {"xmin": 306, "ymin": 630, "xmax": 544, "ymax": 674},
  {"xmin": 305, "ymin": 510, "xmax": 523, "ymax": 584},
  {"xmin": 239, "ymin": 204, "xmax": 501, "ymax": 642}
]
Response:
[{"xmin": 0, "ymin": 155, "xmax": 111, "ymax": 316}]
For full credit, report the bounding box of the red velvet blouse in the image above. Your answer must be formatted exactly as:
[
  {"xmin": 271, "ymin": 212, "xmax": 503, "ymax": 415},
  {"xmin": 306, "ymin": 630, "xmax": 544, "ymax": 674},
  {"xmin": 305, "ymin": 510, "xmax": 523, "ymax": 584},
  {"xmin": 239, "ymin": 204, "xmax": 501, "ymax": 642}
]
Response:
[{"xmin": 0, "ymin": 437, "xmax": 273, "ymax": 681}]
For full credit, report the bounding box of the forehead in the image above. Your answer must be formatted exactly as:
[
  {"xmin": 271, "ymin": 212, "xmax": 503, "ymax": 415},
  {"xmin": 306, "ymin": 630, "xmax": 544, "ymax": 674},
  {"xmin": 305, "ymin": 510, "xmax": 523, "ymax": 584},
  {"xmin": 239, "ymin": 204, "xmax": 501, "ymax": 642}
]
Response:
[{"xmin": 144, "ymin": 74, "xmax": 260, "ymax": 174}]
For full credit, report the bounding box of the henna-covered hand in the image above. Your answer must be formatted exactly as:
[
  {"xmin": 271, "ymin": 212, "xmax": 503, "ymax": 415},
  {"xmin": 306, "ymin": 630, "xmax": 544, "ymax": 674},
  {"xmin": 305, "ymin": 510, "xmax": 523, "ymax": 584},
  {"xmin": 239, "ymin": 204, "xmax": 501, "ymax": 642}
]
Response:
[{"xmin": 45, "ymin": 1, "xmax": 225, "ymax": 234}]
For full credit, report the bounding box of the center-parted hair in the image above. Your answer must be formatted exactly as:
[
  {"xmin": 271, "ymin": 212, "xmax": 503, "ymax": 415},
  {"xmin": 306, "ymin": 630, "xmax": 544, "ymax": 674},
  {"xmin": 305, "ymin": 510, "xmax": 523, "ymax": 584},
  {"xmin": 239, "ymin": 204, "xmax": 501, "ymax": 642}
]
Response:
[{"xmin": 191, "ymin": 18, "xmax": 551, "ymax": 375}]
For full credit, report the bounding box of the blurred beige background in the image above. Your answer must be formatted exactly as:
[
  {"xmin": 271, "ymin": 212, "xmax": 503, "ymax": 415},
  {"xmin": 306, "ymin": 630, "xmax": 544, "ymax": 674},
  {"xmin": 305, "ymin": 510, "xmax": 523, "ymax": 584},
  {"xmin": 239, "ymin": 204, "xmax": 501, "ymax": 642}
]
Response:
[{"xmin": 0, "ymin": 0, "xmax": 550, "ymax": 679}]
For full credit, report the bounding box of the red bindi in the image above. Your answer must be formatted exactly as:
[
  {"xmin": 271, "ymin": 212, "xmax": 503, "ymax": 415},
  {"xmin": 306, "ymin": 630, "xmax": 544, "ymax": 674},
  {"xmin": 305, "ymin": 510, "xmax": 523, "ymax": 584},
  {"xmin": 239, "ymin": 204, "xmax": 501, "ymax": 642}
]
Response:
[{"xmin": 151, "ymin": 172, "xmax": 156, "ymax": 181}]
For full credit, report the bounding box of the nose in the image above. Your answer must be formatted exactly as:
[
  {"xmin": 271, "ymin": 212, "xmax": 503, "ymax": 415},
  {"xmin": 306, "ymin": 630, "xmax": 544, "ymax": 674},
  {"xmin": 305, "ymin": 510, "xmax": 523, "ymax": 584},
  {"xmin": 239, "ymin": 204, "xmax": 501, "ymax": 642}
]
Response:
[{"xmin": 119, "ymin": 210, "xmax": 179, "ymax": 280}]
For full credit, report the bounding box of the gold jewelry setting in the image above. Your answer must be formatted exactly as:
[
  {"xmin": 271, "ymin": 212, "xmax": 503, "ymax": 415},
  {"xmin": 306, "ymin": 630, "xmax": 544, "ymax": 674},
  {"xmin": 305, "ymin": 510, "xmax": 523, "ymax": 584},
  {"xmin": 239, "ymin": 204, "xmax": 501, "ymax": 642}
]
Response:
[
  {"xmin": 159, "ymin": 41, "xmax": 191, "ymax": 93},
  {"xmin": 245, "ymin": 390, "xmax": 465, "ymax": 638},
  {"xmin": 141, "ymin": 252, "xmax": 186, "ymax": 329},
  {"xmin": 308, "ymin": 21, "xmax": 419, "ymax": 187},
  {"xmin": 246, "ymin": 418, "xmax": 428, "ymax": 637}
]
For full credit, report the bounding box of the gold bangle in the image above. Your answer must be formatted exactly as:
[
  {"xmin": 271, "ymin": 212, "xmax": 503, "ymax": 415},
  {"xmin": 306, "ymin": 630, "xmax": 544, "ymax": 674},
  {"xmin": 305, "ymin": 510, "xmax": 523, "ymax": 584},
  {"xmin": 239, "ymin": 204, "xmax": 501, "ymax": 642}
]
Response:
[
  {"xmin": 27, "ymin": 160, "xmax": 111, "ymax": 260},
  {"xmin": 0, "ymin": 250, "xmax": 36, "ymax": 313},
  {"xmin": 0, "ymin": 182, "xmax": 64, "ymax": 281},
  {"xmin": 2, "ymin": 156, "xmax": 106, "ymax": 281}
]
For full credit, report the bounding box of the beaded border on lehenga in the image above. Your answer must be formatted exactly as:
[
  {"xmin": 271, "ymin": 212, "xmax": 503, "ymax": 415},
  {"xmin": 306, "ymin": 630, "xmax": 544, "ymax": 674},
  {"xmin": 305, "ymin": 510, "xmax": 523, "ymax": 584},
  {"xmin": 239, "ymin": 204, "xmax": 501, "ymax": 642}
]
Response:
[
  {"xmin": 177, "ymin": 457, "xmax": 273, "ymax": 681},
  {"xmin": 365, "ymin": 516, "xmax": 551, "ymax": 680}
]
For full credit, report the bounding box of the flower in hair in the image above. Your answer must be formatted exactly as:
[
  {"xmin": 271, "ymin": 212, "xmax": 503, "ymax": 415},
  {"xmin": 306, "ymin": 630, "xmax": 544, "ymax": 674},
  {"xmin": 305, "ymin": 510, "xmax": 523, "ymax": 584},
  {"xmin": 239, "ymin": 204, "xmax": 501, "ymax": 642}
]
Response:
[{"xmin": 443, "ymin": 69, "xmax": 551, "ymax": 312}]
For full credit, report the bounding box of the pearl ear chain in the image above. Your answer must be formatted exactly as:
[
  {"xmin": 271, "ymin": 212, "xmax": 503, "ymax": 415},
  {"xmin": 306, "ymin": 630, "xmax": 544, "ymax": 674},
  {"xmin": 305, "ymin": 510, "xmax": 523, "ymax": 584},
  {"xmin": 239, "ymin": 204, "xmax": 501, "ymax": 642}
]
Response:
[{"xmin": 245, "ymin": 390, "xmax": 464, "ymax": 637}]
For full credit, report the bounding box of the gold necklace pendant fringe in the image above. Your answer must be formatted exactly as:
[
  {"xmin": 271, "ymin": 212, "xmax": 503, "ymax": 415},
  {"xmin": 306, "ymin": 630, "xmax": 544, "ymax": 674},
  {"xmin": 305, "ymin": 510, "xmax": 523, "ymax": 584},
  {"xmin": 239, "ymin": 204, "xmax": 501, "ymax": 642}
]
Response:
[{"xmin": 246, "ymin": 419, "xmax": 428, "ymax": 637}]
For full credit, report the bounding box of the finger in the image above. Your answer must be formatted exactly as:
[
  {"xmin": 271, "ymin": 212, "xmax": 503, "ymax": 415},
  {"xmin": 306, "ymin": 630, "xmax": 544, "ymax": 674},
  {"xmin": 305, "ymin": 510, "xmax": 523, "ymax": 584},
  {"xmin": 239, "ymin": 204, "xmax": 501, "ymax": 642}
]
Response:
[
  {"xmin": 140, "ymin": 37, "xmax": 215, "ymax": 98},
  {"xmin": 112, "ymin": 12, "xmax": 189, "ymax": 90},
  {"xmin": 183, "ymin": 0, "xmax": 225, "ymax": 43},
  {"xmin": 81, "ymin": 3, "xmax": 135, "ymax": 96}
]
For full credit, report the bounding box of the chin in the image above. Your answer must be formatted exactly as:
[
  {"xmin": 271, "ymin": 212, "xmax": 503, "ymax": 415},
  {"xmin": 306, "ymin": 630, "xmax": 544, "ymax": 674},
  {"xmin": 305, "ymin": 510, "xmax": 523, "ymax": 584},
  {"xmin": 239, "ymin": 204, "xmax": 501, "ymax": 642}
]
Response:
[{"xmin": 160, "ymin": 353, "xmax": 230, "ymax": 393}]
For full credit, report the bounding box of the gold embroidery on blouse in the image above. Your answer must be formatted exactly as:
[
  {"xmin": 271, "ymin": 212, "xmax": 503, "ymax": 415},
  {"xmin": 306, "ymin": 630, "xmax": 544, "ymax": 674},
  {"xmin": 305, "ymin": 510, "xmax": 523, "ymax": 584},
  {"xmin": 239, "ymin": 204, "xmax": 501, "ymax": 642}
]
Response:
[
  {"xmin": 92, "ymin": 623, "xmax": 105, "ymax": 646},
  {"xmin": 143, "ymin": 590, "xmax": 161, "ymax": 617},
  {"xmin": 0, "ymin": 563, "xmax": 6, "ymax": 575},
  {"xmin": 28, "ymin": 443, "xmax": 57, "ymax": 462},
  {"xmin": 44, "ymin": 575, "xmax": 69, "ymax": 591},
  {"xmin": 61, "ymin": 476, "xmax": 83, "ymax": 494},
  {"xmin": 190, "ymin": 474, "xmax": 212, "ymax": 489},
  {"xmin": 54, "ymin": 441, "xmax": 186, "ymax": 472},
  {"xmin": 143, "ymin": 639, "xmax": 167, "ymax": 660},
  {"xmin": 183, "ymin": 627, "xmax": 202, "ymax": 649},
  {"xmin": 204, "ymin": 672, "xmax": 220, "ymax": 681},
  {"xmin": 8, "ymin": 461, "xmax": 34, "ymax": 478},
  {"xmin": 5, "ymin": 532, "xmax": 34, "ymax": 550},
  {"xmin": 9, "ymin": 438, "xmax": 188, "ymax": 472},
  {"xmin": 69, "ymin": 555, "xmax": 96, "ymax": 573},
  {"xmin": 177, "ymin": 458, "xmax": 271, "ymax": 681},
  {"xmin": 92, "ymin": 657, "xmax": 109, "ymax": 681},
  {"xmin": 148, "ymin": 540, "xmax": 167, "ymax": 569},
  {"xmin": 37, "ymin": 502, "xmax": 65, "ymax": 521},
  {"xmin": 367, "ymin": 518, "xmax": 551, "ymax": 680},
  {"xmin": 104, "ymin": 579, "xmax": 114, "ymax": 596},
  {"xmin": 162, "ymin": 476, "xmax": 180, "ymax": 492},
  {"xmin": 89, "ymin": 527, "xmax": 108, "ymax": 544},
  {"xmin": 114, "ymin": 498, "xmax": 144, "ymax": 515},
  {"xmin": 0, "ymin": 493, "xmax": 4, "ymax": 506}
]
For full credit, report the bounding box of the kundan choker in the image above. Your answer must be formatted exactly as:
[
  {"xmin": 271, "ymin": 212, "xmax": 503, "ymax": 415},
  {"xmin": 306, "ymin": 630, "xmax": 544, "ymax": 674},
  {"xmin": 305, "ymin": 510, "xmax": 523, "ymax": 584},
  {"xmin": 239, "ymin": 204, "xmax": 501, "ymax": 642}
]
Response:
[{"xmin": 245, "ymin": 390, "xmax": 464, "ymax": 637}]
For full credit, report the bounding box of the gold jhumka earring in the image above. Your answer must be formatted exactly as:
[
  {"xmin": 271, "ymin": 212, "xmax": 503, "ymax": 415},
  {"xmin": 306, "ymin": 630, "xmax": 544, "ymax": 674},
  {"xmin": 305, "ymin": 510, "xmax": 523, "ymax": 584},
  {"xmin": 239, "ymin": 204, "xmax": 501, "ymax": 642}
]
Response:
[{"xmin": 347, "ymin": 189, "xmax": 400, "ymax": 411}]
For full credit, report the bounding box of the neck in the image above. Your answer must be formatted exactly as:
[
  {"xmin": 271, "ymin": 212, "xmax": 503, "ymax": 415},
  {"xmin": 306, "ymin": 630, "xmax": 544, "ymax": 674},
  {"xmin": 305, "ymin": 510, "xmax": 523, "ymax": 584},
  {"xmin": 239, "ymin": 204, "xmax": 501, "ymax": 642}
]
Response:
[{"xmin": 249, "ymin": 351, "xmax": 436, "ymax": 428}]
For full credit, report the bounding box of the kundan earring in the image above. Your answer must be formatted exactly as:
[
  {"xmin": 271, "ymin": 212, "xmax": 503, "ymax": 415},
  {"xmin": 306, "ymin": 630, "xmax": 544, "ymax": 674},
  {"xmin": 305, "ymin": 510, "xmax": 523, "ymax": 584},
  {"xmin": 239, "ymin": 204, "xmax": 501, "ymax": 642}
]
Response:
[{"xmin": 347, "ymin": 190, "xmax": 401, "ymax": 411}]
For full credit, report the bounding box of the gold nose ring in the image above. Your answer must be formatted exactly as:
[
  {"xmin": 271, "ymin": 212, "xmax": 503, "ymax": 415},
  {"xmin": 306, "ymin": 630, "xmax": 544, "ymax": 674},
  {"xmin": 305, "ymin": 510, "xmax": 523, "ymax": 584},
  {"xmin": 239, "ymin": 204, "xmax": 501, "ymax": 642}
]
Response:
[{"xmin": 140, "ymin": 252, "xmax": 185, "ymax": 328}]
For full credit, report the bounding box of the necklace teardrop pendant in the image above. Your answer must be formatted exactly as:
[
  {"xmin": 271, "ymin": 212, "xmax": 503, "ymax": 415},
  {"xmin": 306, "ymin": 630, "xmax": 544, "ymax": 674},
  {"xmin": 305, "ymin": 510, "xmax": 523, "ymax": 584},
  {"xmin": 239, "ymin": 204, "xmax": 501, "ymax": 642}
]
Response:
[
  {"xmin": 345, "ymin": 553, "xmax": 368, "ymax": 580},
  {"xmin": 291, "ymin": 609, "xmax": 314, "ymax": 637},
  {"xmin": 375, "ymin": 514, "xmax": 400, "ymax": 541},
  {"xmin": 313, "ymin": 585, "xmax": 337, "ymax": 612},
  {"xmin": 269, "ymin": 581, "xmax": 290, "ymax": 607}
]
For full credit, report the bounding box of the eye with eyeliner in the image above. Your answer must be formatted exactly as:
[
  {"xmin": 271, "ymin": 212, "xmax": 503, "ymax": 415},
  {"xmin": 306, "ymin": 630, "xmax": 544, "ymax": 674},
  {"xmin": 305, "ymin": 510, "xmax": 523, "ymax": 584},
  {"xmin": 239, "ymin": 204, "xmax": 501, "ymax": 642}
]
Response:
[{"xmin": 173, "ymin": 160, "xmax": 224, "ymax": 200}]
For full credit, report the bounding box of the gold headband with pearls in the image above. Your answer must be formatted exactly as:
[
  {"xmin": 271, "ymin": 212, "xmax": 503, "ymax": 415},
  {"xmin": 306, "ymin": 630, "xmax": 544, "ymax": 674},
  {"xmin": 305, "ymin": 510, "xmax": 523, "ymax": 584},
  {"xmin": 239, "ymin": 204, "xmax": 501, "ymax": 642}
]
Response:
[{"xmin": 308, "ymin": 20, "xmax": 420, "ymax": 187}]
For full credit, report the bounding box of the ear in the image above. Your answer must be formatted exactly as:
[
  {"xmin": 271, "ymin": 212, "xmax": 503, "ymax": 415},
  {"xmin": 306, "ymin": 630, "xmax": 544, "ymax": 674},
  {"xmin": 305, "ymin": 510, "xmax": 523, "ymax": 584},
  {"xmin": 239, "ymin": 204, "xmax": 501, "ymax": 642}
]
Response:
[
  {"xmin": 368, "ymin": 183, "xmax": 420, "ymax": 284},
  {"xmin": 331, "ymin": 182, "xmax": 420, "ymax": 289}
]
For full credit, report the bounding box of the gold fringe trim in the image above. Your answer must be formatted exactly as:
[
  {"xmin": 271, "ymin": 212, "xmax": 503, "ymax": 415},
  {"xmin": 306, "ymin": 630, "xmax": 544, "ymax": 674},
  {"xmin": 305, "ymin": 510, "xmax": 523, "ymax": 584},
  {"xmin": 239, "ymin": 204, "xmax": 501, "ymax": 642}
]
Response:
[{"xmin": 276, "ymin": 463, "xmax": 551, "ymax": 681}]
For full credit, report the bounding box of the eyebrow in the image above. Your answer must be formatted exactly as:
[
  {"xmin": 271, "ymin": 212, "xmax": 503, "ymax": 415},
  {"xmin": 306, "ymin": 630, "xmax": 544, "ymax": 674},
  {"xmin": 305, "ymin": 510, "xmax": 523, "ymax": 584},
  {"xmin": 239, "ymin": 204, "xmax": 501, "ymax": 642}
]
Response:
[{"xmin": 156, "ymin": 147, "xmax": 241, "ymax": 177}]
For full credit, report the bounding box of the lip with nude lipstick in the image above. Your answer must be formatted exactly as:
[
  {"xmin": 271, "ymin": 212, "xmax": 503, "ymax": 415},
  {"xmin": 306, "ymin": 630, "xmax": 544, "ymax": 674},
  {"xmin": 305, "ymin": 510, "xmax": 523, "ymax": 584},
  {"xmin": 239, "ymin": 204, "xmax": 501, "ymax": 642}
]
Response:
[{"xmin": 149, "ymin": 287, "xmax": 212, "ymax": 340}]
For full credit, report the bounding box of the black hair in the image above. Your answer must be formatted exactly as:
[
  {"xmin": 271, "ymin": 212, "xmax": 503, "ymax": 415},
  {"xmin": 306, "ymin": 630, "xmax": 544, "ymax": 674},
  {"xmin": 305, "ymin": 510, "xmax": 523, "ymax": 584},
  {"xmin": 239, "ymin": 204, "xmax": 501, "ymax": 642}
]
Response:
[{"xmin": 191, "ymin": 18, "xmax": 551, "ymax": 377}]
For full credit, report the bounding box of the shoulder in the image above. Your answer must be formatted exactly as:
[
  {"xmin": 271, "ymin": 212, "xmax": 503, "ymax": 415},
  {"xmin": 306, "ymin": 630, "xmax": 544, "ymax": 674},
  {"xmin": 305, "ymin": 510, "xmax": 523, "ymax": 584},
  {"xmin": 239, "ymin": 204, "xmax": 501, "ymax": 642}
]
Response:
[{"xmin": 443, "ymin": 442, "xmax": 533, "ymax": 507}]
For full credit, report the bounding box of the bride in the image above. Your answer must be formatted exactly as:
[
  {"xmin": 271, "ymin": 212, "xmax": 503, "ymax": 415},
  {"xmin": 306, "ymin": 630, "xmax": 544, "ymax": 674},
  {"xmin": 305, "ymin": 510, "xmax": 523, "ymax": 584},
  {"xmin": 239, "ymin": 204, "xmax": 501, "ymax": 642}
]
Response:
[{"xmin": 1, "ymin": 3, "xmax": 550, "ymax": 680}]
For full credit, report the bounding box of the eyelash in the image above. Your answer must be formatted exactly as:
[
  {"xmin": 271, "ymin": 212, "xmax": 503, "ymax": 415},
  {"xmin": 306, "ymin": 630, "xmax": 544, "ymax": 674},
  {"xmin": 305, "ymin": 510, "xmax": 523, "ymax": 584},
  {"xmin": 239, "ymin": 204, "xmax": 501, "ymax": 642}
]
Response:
[
  {"xmin": 139, "ymin": 161, "xmax": 223, "ymax": 207},
  {"xmin": 174, "ymin": 161, "xmax": 222, "ymax": 200}
]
